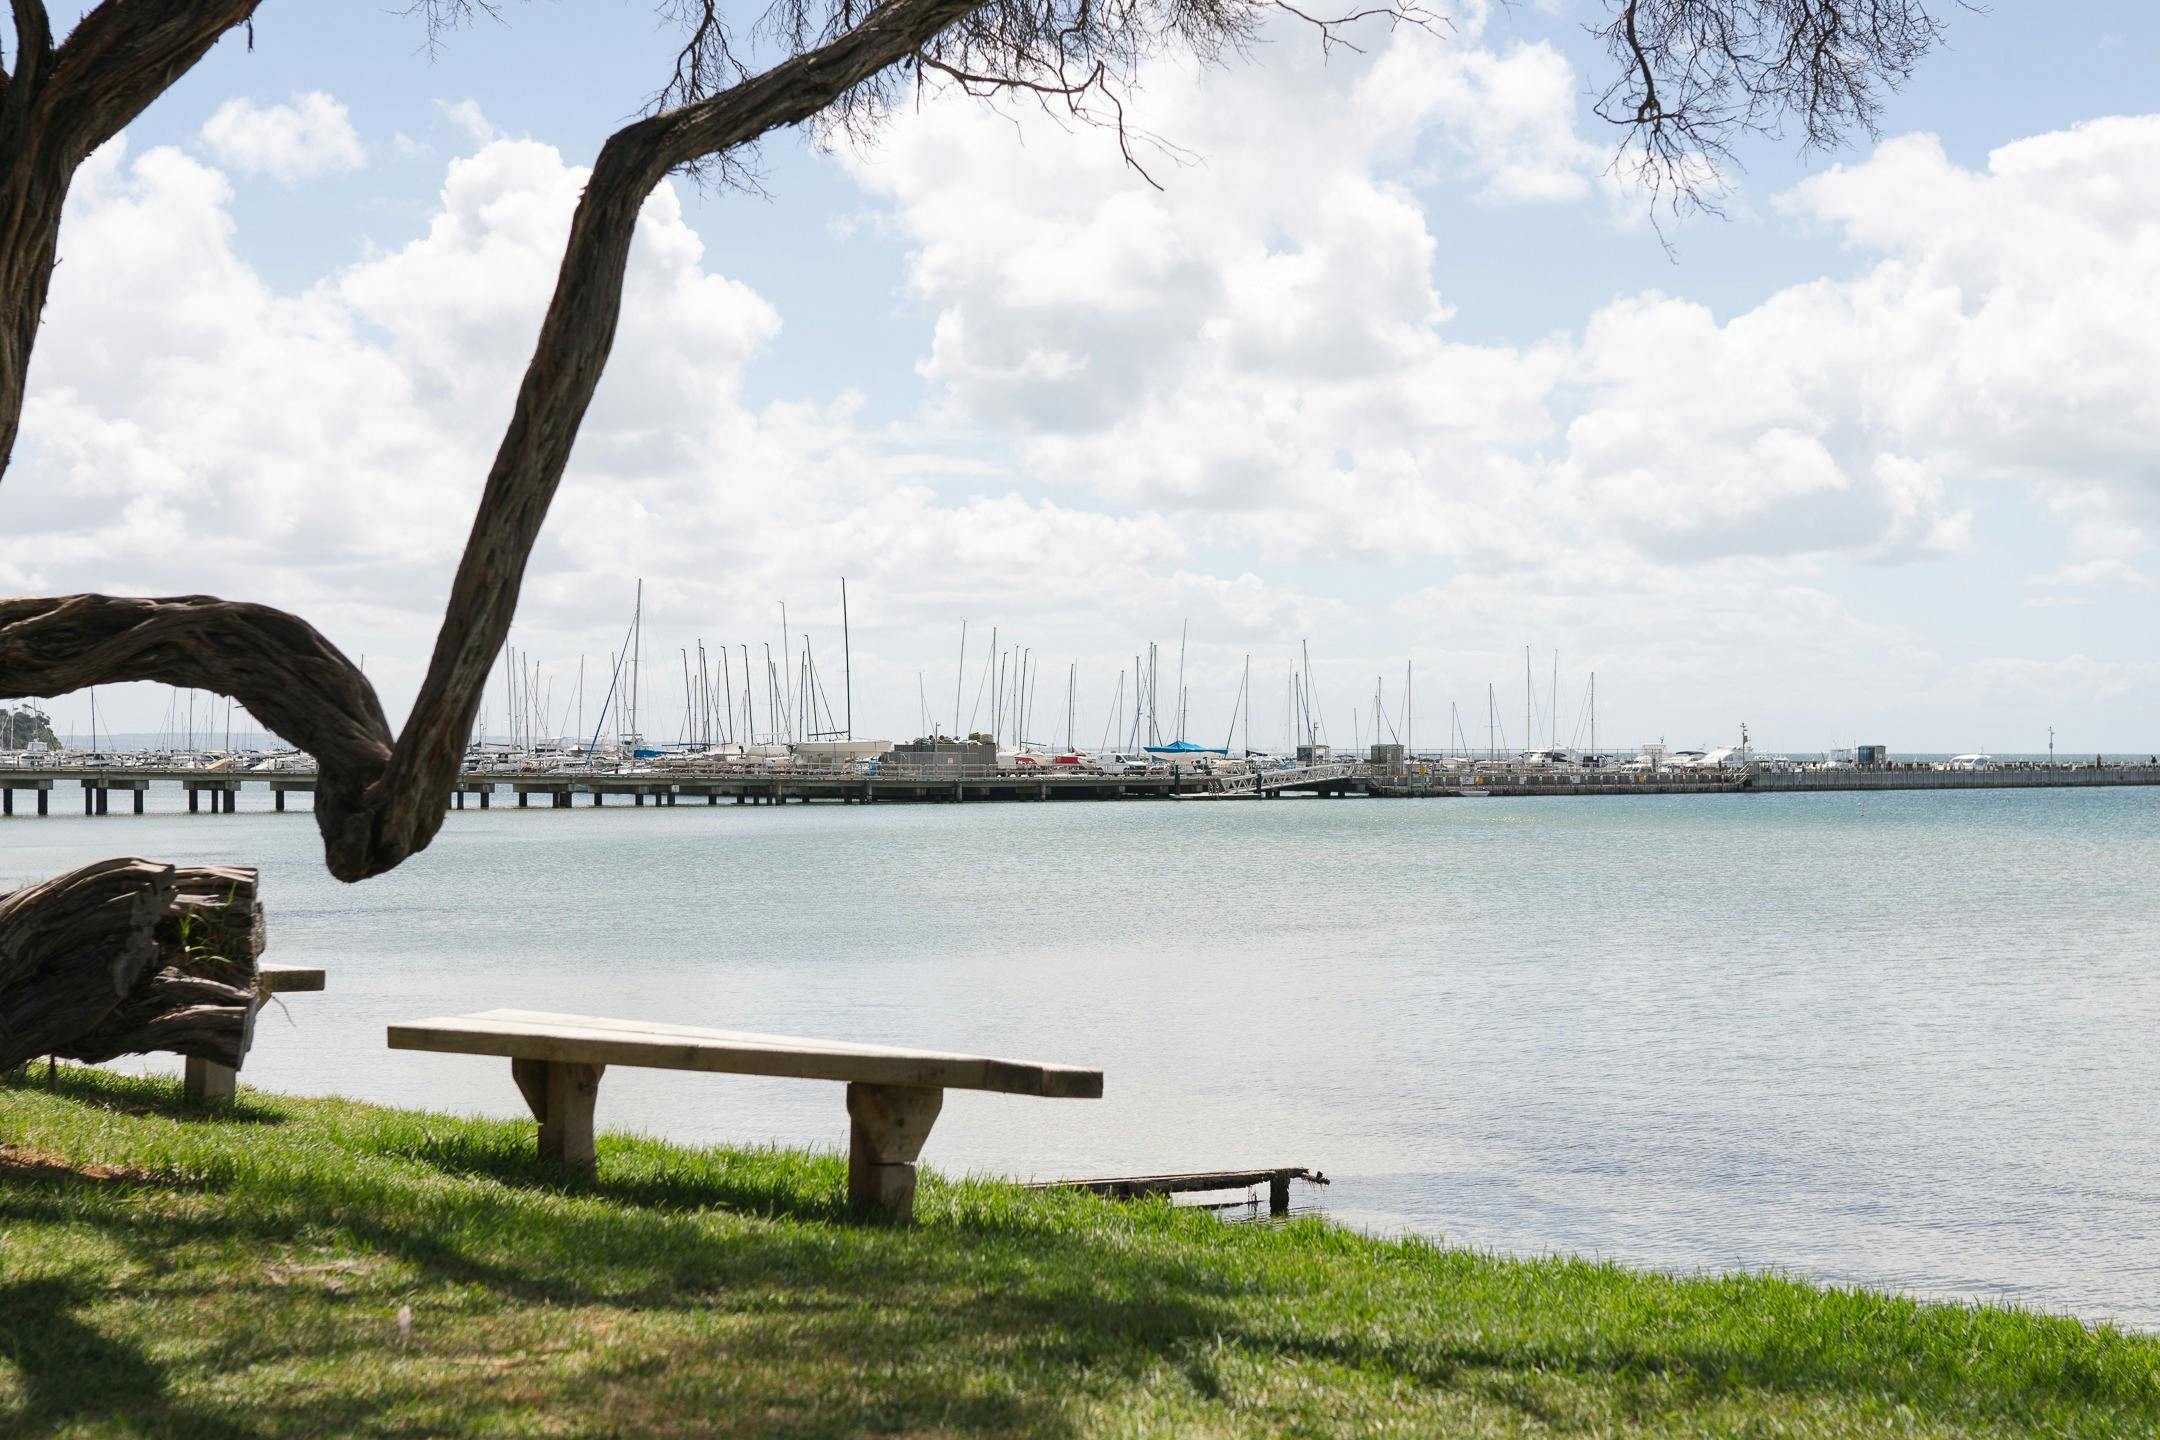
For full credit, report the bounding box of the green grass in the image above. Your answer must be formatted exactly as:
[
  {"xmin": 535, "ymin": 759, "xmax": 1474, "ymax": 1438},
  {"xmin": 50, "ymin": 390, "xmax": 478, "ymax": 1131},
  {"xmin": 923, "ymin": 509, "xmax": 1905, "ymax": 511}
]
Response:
[{"xmin": 3, "ymin": 1069, "xmax": 2156, "ymax": 1438}]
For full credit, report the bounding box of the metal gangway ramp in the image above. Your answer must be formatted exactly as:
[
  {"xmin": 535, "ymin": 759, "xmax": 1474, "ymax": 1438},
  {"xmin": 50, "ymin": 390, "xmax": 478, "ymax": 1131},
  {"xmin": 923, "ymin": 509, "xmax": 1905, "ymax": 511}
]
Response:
[{"xmin": 1201, "ymin": 761, "xmax": 1364, "ymax": 797}]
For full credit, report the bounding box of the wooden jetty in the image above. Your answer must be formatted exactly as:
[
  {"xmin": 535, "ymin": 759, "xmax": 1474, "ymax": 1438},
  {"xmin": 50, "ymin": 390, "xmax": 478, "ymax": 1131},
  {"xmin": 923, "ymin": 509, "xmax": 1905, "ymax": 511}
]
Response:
[
  {"xmin": 1023, "ymin": 1166, "xmax": 1329, "ymax": 1216},
  {"xmin": 0, "ymin": 760, "xmax": 1365, "ymax": 812}
]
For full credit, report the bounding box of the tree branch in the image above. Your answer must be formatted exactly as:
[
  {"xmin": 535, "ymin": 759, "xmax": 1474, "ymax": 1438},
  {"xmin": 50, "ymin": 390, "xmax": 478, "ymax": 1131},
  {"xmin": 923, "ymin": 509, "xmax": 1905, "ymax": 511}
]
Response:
[
  {"xmin": 43, "ymin": 1, "xmax": 261, "ymax": 162},
  {"xmin": 1592, "ymin": 1, "xmax": 1958, "ymax": 213},
  {"xmin": 6, "ymin": 1, "xmax": 54, "ymax": 91},
  {"xmin": 0, "ymin": 595, "xmax": 394, "ymax": 878}
]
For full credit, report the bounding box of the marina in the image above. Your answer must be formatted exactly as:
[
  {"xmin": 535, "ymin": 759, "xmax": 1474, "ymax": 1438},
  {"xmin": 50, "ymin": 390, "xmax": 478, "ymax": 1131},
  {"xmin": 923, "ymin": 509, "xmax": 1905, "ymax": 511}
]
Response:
[{"xmin": 6, "ymin": 749, "xmax": 2158, "ymax": 814}]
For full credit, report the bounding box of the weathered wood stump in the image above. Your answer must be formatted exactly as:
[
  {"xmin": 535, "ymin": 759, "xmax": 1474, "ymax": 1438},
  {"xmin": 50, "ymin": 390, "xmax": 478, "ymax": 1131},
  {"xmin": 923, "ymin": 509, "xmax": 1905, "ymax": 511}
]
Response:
[{"xmin": 0, "ymin": 858, "xmax": 264, "ymax": 1073}]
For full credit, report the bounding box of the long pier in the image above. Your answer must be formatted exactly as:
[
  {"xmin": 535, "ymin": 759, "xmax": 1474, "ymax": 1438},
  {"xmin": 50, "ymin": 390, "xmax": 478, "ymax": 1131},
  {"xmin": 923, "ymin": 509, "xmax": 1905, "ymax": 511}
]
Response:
[
  {"xmin": 0, "ymin": 761, "xmax": 1365, "ymax": 814},
  {"xmin": 1369, "ymin": 762, "xmax": 2160, "ymax": 798},
  {"xmin": 4, "ymin": 759, "xmax": 2157, "ymax": 817}
]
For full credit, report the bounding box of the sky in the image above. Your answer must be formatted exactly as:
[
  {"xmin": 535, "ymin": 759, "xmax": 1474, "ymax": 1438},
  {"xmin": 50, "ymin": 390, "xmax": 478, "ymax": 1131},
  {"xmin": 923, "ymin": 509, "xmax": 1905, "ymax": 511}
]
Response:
[{"xmin": 3, "ymin": 1, "xmax": 2158, "ymax": 756}]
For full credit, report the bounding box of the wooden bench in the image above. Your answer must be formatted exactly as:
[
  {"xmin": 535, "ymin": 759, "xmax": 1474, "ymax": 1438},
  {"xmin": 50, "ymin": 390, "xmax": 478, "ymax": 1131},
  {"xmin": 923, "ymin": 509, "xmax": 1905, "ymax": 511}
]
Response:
[
  {"xmin": 184, "ymin": 962, "xmax": 327, "ymax": 1102},
  {"xmin": 386, "ymin": 1009, "xmax": 1103, "ymax": 1219}
]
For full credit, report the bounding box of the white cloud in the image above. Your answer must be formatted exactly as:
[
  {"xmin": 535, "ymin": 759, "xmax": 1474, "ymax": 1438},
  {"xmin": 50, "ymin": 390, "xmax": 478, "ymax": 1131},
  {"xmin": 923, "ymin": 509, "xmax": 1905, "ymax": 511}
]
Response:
[
  {"xmin": 841, "ymin": 19, "xmax": 1971, "ymax": 575},
  {"xmin": 842, "ymin": 22, "xmax": 1583, "ymax": 563},
  {"xmin": 199, "ymin": 92, "xmax": 365, "ymax": 182},
  {"xmin": 439, "ymin": 99, "xmax": 500, "ymax": 149},
  {"xmin": 1387, "ymin": 37, "xmax": 1603, "ymax": 204},
  {"xmin": 1778, "ymin": 120, "xmax": 2160, "ymax": 530},
  {"xmin": 845, "ymin": 60, "xmax": 2160, "ymax": 596}
]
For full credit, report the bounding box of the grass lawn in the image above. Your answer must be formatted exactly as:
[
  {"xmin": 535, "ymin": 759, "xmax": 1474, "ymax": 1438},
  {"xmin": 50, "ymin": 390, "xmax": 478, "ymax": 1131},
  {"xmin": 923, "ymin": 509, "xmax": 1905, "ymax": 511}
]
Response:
[{"xmin": 3, "ymin": 1067, "xmax": 2157, "ymax": 1437}]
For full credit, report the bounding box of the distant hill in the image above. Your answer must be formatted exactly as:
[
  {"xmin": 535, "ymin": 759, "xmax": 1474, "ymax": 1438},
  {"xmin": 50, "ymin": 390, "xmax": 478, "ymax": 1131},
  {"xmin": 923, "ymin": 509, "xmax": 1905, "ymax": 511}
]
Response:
[{"xmin": 1, "ymin": 705, "xmax": 59, "ymax": 750}]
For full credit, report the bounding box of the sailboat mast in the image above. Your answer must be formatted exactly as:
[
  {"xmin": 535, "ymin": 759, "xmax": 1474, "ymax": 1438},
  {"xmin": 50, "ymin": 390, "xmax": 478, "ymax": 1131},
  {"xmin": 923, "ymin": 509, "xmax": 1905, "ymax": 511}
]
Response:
[
  {"xmin": 953, "ymin": 621, "xmax": 966, "ymax": 740},
  {"xmin": 840, "ymin": 577, "xmax": 853, "ymax": 741},
  {"xmin": 1174, "ymin": 621, "xmax": 1187, "ymax": 743},
  {"xmin": 1301, "ymin": 640, "xmax": 1318, "ymax": 749},
  {"xmin": 1131, "ymin": 654, "xmax": 1142, "ymax": 751},
  {"xmin": 727, "ymin": 645, "xmax": 739, "ymax": 745}
]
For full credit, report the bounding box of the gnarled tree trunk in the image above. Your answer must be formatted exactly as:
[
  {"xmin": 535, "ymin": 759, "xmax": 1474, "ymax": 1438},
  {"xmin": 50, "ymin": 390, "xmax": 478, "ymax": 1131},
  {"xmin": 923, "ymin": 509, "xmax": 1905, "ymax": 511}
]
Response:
[
  {"xmin": 0, "ymin": 858, "xmax": 263, "ymax": 1071},
  {"xmin": 0, "ymin": 0, "xmax": 991, "ymax": 883}
]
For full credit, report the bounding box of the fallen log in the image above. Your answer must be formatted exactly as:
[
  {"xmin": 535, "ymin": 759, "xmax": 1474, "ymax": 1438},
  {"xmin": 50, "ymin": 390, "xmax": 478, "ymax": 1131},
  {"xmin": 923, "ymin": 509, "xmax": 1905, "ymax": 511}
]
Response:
[{"xmin": 0, "ymin": 859, "xmax": 264, "ymax": 1072}]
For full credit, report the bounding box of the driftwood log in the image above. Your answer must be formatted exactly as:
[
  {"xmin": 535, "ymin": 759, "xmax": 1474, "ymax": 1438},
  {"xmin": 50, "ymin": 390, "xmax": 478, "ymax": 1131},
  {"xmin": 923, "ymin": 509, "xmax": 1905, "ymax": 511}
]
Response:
[{"xmin": 0, "ymin": 858, "xmax": 264, "ymax": 1072}]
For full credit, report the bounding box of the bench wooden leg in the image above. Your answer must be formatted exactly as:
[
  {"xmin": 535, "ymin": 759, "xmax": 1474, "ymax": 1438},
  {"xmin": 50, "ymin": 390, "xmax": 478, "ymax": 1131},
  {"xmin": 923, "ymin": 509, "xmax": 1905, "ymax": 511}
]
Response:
[
  {"xmin": 183, "ymin": 1056, "xmax": 236, "ymax": 1103},
  {"xmin": 846, "ymin": 1082, "xmax": 943, "ymax": 1221},
  {"xmin": 512, "ymin": 1058, "xmax": 606, "ymax": 1168}
]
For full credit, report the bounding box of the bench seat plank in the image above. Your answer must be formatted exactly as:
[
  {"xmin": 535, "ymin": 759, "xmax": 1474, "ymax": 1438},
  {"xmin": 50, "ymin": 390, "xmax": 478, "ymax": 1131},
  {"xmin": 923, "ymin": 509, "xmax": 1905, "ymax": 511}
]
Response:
[
  {"xmin": 258, "ymin": 963, "xmax": 325, "ymax": 994},
  {"xmin": 386, "ymin": 1009, "xmax": 1104, "ymax": 1099}
]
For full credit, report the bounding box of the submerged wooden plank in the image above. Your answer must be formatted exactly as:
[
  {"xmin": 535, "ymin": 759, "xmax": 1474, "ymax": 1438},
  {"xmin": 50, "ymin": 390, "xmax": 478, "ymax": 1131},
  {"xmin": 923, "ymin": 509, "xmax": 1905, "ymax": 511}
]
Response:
[
  {"xmin": 386, "ymin": 1009, "xmax": 1103, "ymax": 1099},
  {"xmin": 1021, "ymin": 1167, "xmax": 1327, "ymax": 1197}
]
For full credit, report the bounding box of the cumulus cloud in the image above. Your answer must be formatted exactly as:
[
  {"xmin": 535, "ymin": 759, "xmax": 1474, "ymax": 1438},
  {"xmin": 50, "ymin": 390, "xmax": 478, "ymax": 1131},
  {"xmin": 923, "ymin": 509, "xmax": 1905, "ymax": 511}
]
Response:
[
  {"xmin": 1773, "ymin": 119, "xmax": 2160, "ymax": 544},
  {"xmin": 846, "ymin": 47, "xmax": 2160, "ymax": 591},
  {"xmin": 199, "ymin": 92, "xmax": 366, "ymax": 182},
  {"xmin": 843, "ymin": 21, "xmax": 1582, "ymax": 561}
]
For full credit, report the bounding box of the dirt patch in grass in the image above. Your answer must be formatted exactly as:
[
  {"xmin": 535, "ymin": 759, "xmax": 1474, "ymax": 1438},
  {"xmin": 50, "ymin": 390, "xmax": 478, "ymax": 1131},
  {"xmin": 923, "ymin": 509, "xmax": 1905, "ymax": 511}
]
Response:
[{"xmin": 0, "ymin": 1141, "xmax": 145, "ymax": 1184}]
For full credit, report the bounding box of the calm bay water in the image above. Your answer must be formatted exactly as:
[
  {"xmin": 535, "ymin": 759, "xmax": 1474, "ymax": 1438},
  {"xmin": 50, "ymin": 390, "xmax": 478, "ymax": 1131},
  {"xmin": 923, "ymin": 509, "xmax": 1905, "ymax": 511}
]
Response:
[{"xmin": 8, "ymin": 783, "xmax": 2159, "ymax": 1326}]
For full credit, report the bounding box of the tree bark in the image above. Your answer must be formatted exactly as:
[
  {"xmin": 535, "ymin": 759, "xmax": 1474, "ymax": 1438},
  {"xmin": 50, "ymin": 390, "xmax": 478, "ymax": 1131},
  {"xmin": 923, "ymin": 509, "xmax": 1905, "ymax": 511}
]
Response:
[
  {"xmin": 0, "ymin": 1, "xmax": 262, "ymax": 472},
  {"xmin": 0, "ymin": 858, "xmax": 263, "ymax": 1071}
]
